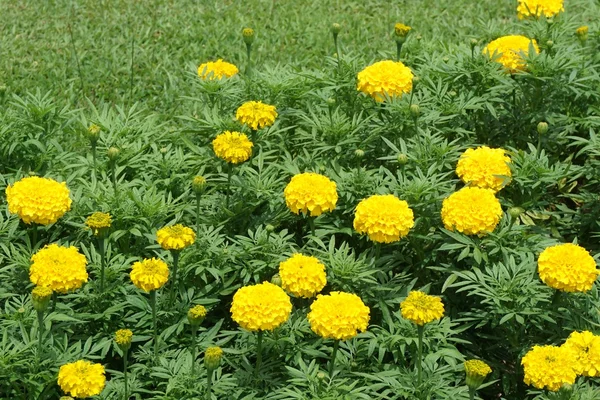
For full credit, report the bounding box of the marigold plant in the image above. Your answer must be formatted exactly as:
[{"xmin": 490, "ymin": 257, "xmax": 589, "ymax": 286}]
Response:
[
  {"xmin": 441, "ymin": 187, "xmax": 503, "ymax": 235},
  {"xmin": 57, "ymin": 360, "xmax": 106, "ymax": 398},
  {"xmin": 483, "ymin": 35, "xmax": 539, "ymax": 72},
  {"xmin": 30, "ymin": 244, "xmax": 88, "ymax": 293},
  {"xmin": 357, "ymin": 60, "xmax": 413, "ymax": 102},
  {"xmin": 400, "ymin": 291, "xmax": 445, "ymax": 326},
  {"xmin": 6, "ymin": 176, "xmax": 72, "ymax": 225},
  {"xmin": 236, "ymin": 101, "xmax": 277, "ymax": 130},
  {"xmin": 353, "ymin": 194, "xmax": 415, "ymax": 243},
  {"xmin": 279, "ymin": 253, "xmax": 327, "ymax": 298},
  {"xmin": 537, "ymin": 243, "xmax": 598, "ymax": 292},
  {"xmin": 284, "ymin": 172, "xmax": 338, "ymax": 217},
  {"xmin": 307, "ymin": 291, "xmax": 370, "ymax": 340},
  {"xmin": 230, "ymin": 282, "xmax": 292, "ymax": 331},
  {"xmin": 521, "ymin": 345, "xmax": 577, "ymax": 391},
  {"xmin": 456, "ymin": 146, "xmax": 511, "ymax": 192},
  {"xmin": 197, "ymin": 59, "xmax": 239, "ymax": 80},
  {"xmin": 130, "ymin": 258, "xmax": 169, "ymax": 292},
  {"xmin": 212, "ymin": 131, "xmax": 254, "ymax": 164}
]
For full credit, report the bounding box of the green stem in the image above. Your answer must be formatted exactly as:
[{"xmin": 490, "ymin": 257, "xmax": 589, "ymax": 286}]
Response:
[
  {"xmin": 91, "ymin": 143, "xmax": 97, "ymax": 179},
  {"xmin": 333, "ymin": 34, "xmax": 341, "ymax": 59},
  {"xmin": 536, "ymin": 134, "xmax": 542, "ymax": 158},
  {"xmin": 191, "ymin": 325, "xmax": 198, "ymax": 375},
  {"xmin": 308, "ymin": 217, "xmax": 316, "ymax": 238},
  {"xmin": 50, "ymin": 292, "xmax": 57, "ymax": 313},
  {"xmin": 68, "ymin": 22, "xmax": 85, "ymax": 97},
  {"xmin": 328, "ymin": 340, "xmax": 340, "ymax": 378},
  {"xmin": 111, "ymin": 162, "xmax": 118, "ymax": 194},
  {"xmin": 195, "ymin": 194, "xmax": 201, "ymax": 236},
  {"xmin": 31, "ymin": 224, "xmax": 38, "ymax": 249},
  {"xmin": 374, "ymin": 243, "xmax": 382, "ymax": 266},
  {"xmin": 129, "ymin": 34, "xmax": 135, "ymax": 106},
  {"xmin": 396, "ymin": 41, "xmax": 403, "ymax": 61},
  {"xmin": 245, "ymin": 43, "xmax": 252, "ymax": 75},
  {"xmin": 469, "ymin": 387, "xmax": 475, "ymax": 400},
  {"xmin": 36, "ymin": 310, "xmax": 44, "ymax": 359},
  {"xmin": 206, "ymin": 367, "xmax": 213, "ymax": 400},
  {"xmin": 98, "ymin": 237, "xmax": 105, "ymax": 293},
  {"xmin": 150, "ymin": 290, "xmax": 158, "ymax": 361},
  {"xmin": 123, "ymin": 347, "xmax": 129, "ymax": 400},
  {"xmin": 226, "ymin": 164, "xmax": 232, "ymax": 208},
  {"xmin": 417, "ymin": 325, "xmax": 424, "ymax": 385},
  {"xmin": 169, "ymin": 250, "xmax": 180, "ymax": 302},
  {"xmin": 255, "ymin": 331, "xmax": 263, "ymax": 376}
]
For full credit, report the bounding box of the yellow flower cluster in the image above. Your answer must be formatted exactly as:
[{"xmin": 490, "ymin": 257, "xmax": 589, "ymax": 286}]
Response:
[
  {"xmin": 394, "ymin": 23, "xmax": 411, "ymax": 37},
  {"xmin": 197, "ymin": 59, "xmax": 239, "ymax": 80},
  {"xmin": 400, "ymin": 291, "xmax": 445, "ymax": 325},
  {"xmin": 57, "ymin": 360, "xmax": 106, "ymax": 398},
  {"xmin": 456, "ymin": 146, "xmax": 512, "ymax": 192},
  {"xmin": 537, "ymin": 243, "xmax": 598, "ymax": 292},
  {"xmin": 353, "ymin": 194, "xmax": 415, "ymax": 243},
  {"xmin": 6, "ymin": 176, "xmax": 72, "ymax": 225},
  {"xmin": 236, "ymin": 101, "xmax": 278, "ymax": 130},
  {"xmin": 115, "ymin": 329, "xmax": 133, "ymax": 346},
  {"xmin": 212, "ymin": 131, "xmax": 254, "ymax": 164},
  {"xmin": 156, "ymin": 224, "xmax": 196, "ymax": 250},
  {"xmin": 205, "ymin": 346, "xmax": 224, "ymax": 370},
  {"xmin": 521, "ymin": 345, "xmax": 577, "ymax": 391},
  {"xmin": 357, "ymin": 60, "xmax": 414, "ymax": 102},
  {"xmin": 284, "ymin": 172, "xmax": 338, "ymax": 217},
  {"xmin": 230, "ymin": 282, "xmax": 292, "ymax": 331},
  {"xmin": 562, "ymin": 331, "xmax": 600, "ymax": 377},
  {"xmin": 30, "ymin": 244, "xmax": 88, "ymax": 293},
  {"xmin": 441, "ymin": 187, "xmax": 502, "ymax": 236},
  {"xmin": 307, "ymin": 291, "xmax": 370, "ymax": 340},
  {"xmin": 85, "ymin": 212, "xmax": 112, "ymax": 236},
  {"xmin": 130, "ymin": 258, "xmax": 169, "ymax": 292},
  {"xmin": 517, "ymin": 0, "xmax": 564, "ymax": 19},
  {"xmin": 464, "ymin": 359, "xmax": 492, "ymax": 378},
  {"xmin": 483, "ymin": 35, "xmax": 539, "ymax": 73},
  {"xmin": 188, "ymin": 304, "xmax": 208, "ymax": 325},
  {"xmin": 279, "ymin": 253, "xmax": 327, "ymax": 298}
]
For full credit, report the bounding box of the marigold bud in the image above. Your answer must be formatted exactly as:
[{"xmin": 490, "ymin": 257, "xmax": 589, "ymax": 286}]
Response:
[
  {"xmin": 192, "ymin": 175, "xmax": 207, "ymax": 194},
  {"xmin": 509, "ymin": 207, "xmax": 524, "ymax": 219},
  {"xmin": 546, "ymin": 40, "xmax": 554, "ymax": 49},
  {"xmin": 537, "ymin": 122, "xmax": 549, "ymax": 135},
  {"xmin": 394, "ymin": 23, "xmax": 411, "ymax": 38},
  {"xmin": 107, "ymin": 147, "xmax": 120, "ymax": 162},
  {"xmin": 265, "ymin": 224, "xmax": 275, "ymax": 233},
  {"xmin": 87, "ymin": 124, "xmax": 101, "ymax": 144},
  {"xmin": 470, "ymin": 38, "xmax": 478, "ymax": 48},
  {"xmin": 354, "ymin": 149, "xmax": 365, "ymax": 158},
  {"xmin": 32, "ymin": 286, "xmax": 53, "ymax": 312},
  {"xmin": 271, "ymin": 273, "xmax": 282, "ymax": 287},
  {"xmin": 331, "ymin": 23, "xmax": 341, "ymax": 36},
  {"xmin": 317, "ymin": 371, "xmax": 327, "ymax": 380},
  {"xmin": 242, "ymin": 28, "xmax": 255, "ymax": 45},
  {"xmin": 204, "ymin": 346, "xmax": 223, "ymax": 370},
  {"xmin": 326, "ymin": 97, "xmax": 336, "ymax": 107},
  {"xmin": 397, "ymin": 153, "xmax": 409, "ymax": 165},
  {"xmin": 187, "ymin": 305, "xmax": 207, "ymax": 326},
  {"xmin": 0, "ymin": 84, "xmax": 7, "ymax": 95},
  {"xmin": 576, "ymin": 26, "xmax": 589, "ymax": 45},
  {"xmin": 115, "ymin": 329, "xmax": 133, "ymax": 352},
  {"xmin": 410, "ymin": 104, "xmax": 420, "ymax": 118}
]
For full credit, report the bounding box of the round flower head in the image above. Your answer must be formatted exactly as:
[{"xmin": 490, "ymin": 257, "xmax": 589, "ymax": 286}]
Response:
[
  {"xmin": 205, "ymin": 346, "xmax": 223, "ymax": 370},
  {"xmin": 130, "ymin": 258, "xmax": 169, "ymax": 292},
  {"xmin": 353, "ymin": 194, "xmax": 415, "ymax": 243},
  {"xmin": 197, "ymin": 59, "xmax": 239, "ymax": 80},
  {"xmin": 85, "ymin": 212, "xmax": 112, "ymax": 236},
  {"xmin": 6, "ymin": 176, "xmax": 72, "ymax": 225},
  {"xmin": 32, "ymin": 286, "xmax": 53, "ymax": 312},
  {"xmin": 537, "ymin": 243, "xmax": 598, "ymax": 292},
  {"xmin": 279, "ymin": 253, "xmax": 327, "ymax": 298},
  {"xmin": 284, "ymin": 172, "xmax": 338, "ymax": 217},
  {"xmin": 230, "ymin": 282, "xmax": 292, "ymax": 331},
  {"xmin": 357, "ymin": 60, "xmax": 414, "ymax": 102},
  {"xmin": 156, "ymin": 224, "xmax": 196, "ymax": 250},
  {"xmin": 394, "ymin": 23, "xmax": 411, "ymax": 38},
  {"xmin": 456, "ymin": 146, "xmax": 512, "ymax": 192},
  {"xmin": 517, "ymin": 0, "xmax": 564, "ymax": 19},
  {"xmin": 483, "ymin": 35, "xmax": 540, "ymax": 73},
  {"xmin": 236, "ymin": 101, "xmax": 278, "ymax": 130},
  {"xmin": 307, "ymin": 291, "xmax": 370, "ymax": 340},
  {"xmin": 192, "ymin": 175, "xmax": 207, "ymax": 194},
  {"xmin": 187, "ymin": 304, "xmax": 207, "ymax": 326},
  {"xmin": 464, "ymin": 359, "xmax": 492, "ymax": 389},
  {"xmin": 57, "ymin": 360, "xmax": 106, "ymax": 398},
  {"xmin": 401, "ymin": 291, "xmax": 445, "ymax": 326},
  {"xmin": 115, "ymin": 329, "xmax": 133, "ymax": 350},
  {"xmin": 30, "ymin": 244, "xmax": 88, "ymax": 294},
  {"xmin": 521, "ymin": 345, "xmax": 577, "ymax": 391},
  {"xmin": 212, "ymin": 131, "xmax": 253, "ymax": 164},
  {"xmin": 441, "ymin": 187, "xmax": 502, "ymax": 236},
  {"xmin": 562, "ymin": 331, "xmax": 600, "ymax": 377}
]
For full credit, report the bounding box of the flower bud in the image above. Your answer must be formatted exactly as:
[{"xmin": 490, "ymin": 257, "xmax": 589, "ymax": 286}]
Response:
[
  {"xmin": 354, "ymin": 149, "xmax": 365, "ymax": 158},
  {"xmin": 107, "ymin": 147, "xmax": 120, "ymax": 162},
  {"xmin": 192, "ymin": 175, "xmax": 207, "ymax": 195},
  {"xmin": 537, "ymin": 122, "xmax": 549, "ymax": 135},
  {"xmin": 242, "ymin": 28, "xmax": 255, "ymax": 46},
  {"xmin": 271, "ymin": 273, "xmax": 282, "ymax": 287},
  {"xmin": 470, "ymin": 38, "xmax": 478, "ymax": 49},
  {"xmin": 115, "ymin": 329, "xmax": 133, "ymax": 352},
  {"xmin": 32, "ymin": 286, "xmax": 52, "ymax": 312},
  {"xmin": 187, "ymin": 305, "xmax": 207, "ymax": 327},
  {"xmin": 326, "ymin": 97, "xmax": 336, "ymax": 107},
  {"xmin": 0, "ymin": 84, "xmax": 7, "ymax": 96},
  {"xmin": 394, "ymin": 23, "xmax": 411, "ymax": 38},
  {"xmin": 545, "ymin": 40, "xmax": 554, "ymax": 49},
  {"xmin": 60, "ymin": 397, "xmax": 75, "ymax": 400},
  {"xmin": 576, "ymin": 26, "xmax": 589, "ymax": 45},
  {"xmin": 412, "ymin": 75, "xmax": 420, "ymax": 89},
  {"xmin": 265, "ymin": 224, "xmax": 275, "ymax": 233},
  {"xmin": 397, "ymin": 153, "xmax": 409, "ymax": 165},
  {"xmin": 87, "ymin": 124, "xmax": 101, "ymax": 144},
  {"xmin": 204, "ymin": 346, "xmax": 223, "ymax": 370},
  {"xmin": 410, "ymin": 104, "xmax": 420, "ymax": 118},
  {"xmin": 331, "ymin": 23, "xmax": 341, "ymax": 36},
  {"xmin": 509, "ymin": 207, "xmax": 524, "ymax": 219},
  {"xmin": 317, "ymin": 371, "xmax": 327, "ymax": 380},
  {"xmin": 464, "ymin": 360, "xmax": 492, "ymax": 390}
]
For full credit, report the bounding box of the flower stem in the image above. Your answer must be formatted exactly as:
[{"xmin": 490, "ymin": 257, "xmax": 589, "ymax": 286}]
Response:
[
  {"xmin": 195, "ymin": 194, "xmax": 201, "ymax": 236},
  {"xmin": 111, "ymin": 162, "xmax": 118, "ymax": 194},
  {"xmin": 36, "ymin": 310, "xmax": 44, "ymax": 359},
  {"xmin": 245, "ymin": 43, "xmax": 252, "ymax": 75},
  {"xmin": 417, "ymin": 325, "xmax": 424, "ymax": 385},
  {"xmin": 191, "ymin": 325, "xmax": 198, "ymax": 375},
  {"xmin": 255, "ymin": 331, "xmax": 263, "ymax": 376},
  {"xmin": 206, "ymin": 367, "xmax": 213, "ymax": 400},
  {"xmin": 123, "ymin": 347, "xmax": 129, "ymax": 400},
  {"xmin": 50, "ymin": 292, "xmax": 57, "ymax": 313},
  {"xmin": 469, "ymin": 387, "xmax": 475, "ymax": 400},
  {"xmin": 98, "ymin": 237, "xmax": 106, "ymax": 292},
  {"xmin": 225, "ymin": 163, "xmax": 232, "ymax": 209},
  {"xmin": 169, "ymin": 250, "xmax": 180, "ymax": 303},
  {"xmin": 308, "ymin": 217, "xmax": 316, "ymax": 238},
  {"xmin": 328, "ymin": 340, "xmax": 339, "ymax": 378},
  {"xmin": 536, "ymin": 134, "xmax": 542, "ymax": 158},
  {"xmin": 396, "ymin": 41, "xmax": 403, "ymax": 61},
  {"xmin": 150, "ymin": 290, "xmax": 158, "ymax": 361}
]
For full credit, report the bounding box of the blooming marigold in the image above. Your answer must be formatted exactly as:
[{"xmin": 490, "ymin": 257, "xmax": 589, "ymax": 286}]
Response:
[
  {"xmin": 197, "ymin": 59, "xmax": 239, "ymax": 80},
  {"xmin": 279, "ymin": 253, "xmax": 327, "ymax": 298},
  {"xmin": 212, "ymin": 131, "xmax": 253, "ymax": 164},
  {"xmin": 205, "ymin": 346, "xmax": 223, "ymax": 370},
  {"xmin": 537, "ymin": 243, "xmax": 598, "ymax": 292},
  {"xmin": 483, "ymin": 35, "xmax": 539, "ymax": 73},
  {"xmin": 562, "ymin": 331, "xmax": 600, "ymax": 377},
  {"xmin": 30, "ymin": 244, "xmax": 88, "ymax": 293},
  {"xmin": 156, "ymin": 224, "xmax": 196, "ymax": 250},
  {"xmin": 465, "ymin": 359, "xmax": 492, "ymax": 389},
  {"xmin": 57, "ymin": 360, "xmax": 106, "ymax": 398},
  {"xmin": 187, "ymin": 304, "xmax": 207, "ymax": 325},
  {"xmin": 236, "ymin": 101, "xmax": 278, "ymax": 130},
  {"xmin": 130, "ymin": 258, "xmax": 169, "ymax": 292},
  {"xmin": 230, "ymin": 282, "xmax": 292, "ymax": 331},
  {"xmin": 6, "ymin": 176, "xmax": 72, "ymax": 225},
  {"xmin": 307, "ymin": 291, "xmax": 370, "ymax": 340},
  {"xmin": 85, "ymin": 212, "xmax": 112, "ymax": 236},
  {"xmin": 517, "ymin": 0, "xmax": 564, "ymax": 19},
  {"xmin": 353, "ymin": 194, "xmax": 415, "ymax": 243},
  {"xmin": 394, "ymin": 23, "xmax": 411, "ymax": 37},
  {"xmin": 441, "ymin": 187, "xmax": 502, "ymax": 236},
  {"xmin": 456, "ymin": 146, "xmax": 512, "ymax": 192},
  {"xmin": 521, "ymin": 345, "xmax": 577, "ymax": 391},
  {"xmin": 284, "ymin": 172, "xmax": 338, "ymax": 217},
  {"xmin": 115, "ymin": 329, "xmax": 133, "ymax": 347},
  {"xmin": 400, "ymin": 291, "xmax": 445, "ymax": 326},
  {"xmin": 357, "ymin": 60, "xmax": 413, "ymax": 102}
]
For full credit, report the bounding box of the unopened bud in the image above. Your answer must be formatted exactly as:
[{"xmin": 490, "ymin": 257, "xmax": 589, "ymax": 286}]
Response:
[
  {"xmin": 470, "ymin": 38, "xmax": 478, "ymax": 49},
  {"xmin": 576, "ymin": 26, "xmax": 589, "ymax": 45},
  {"xmin": 87, "ymin": 124, "xmax": 101, "ymax": 144},
  {"xmin": 0, "ymin": 84, "xmax": 7, "ymax": 95},
  {"xmin": 187, "ymin": 305, "xmax": 207, "ymax": 327},
  {"xmin": 204, "ymin": 346, "xmax": 223, "ymax": 370},
  {"xmin": 265, "ymin": 224, "xmax": 275, "ymax": 233},
  {"xmin": 354, "ymin": 149, "xmax": 365, "ymax": 158},
  {"xmin": 242, "ymin": 28, "xmax": 255, "ymax": 46},
  {"xmin": 546, "ymin": 40, "xmax": 554, "ymax": 49},
  {"xmin": 397, "ymin": 153, "xmax": 409, "ymax": 165},
  {"xmin": 326, "ymin": 97, "xmax": 336, "ymax": 107},
  {"xmin": 271, "ymin": 273, "xmax": 282, "ymax": 287},
  {"xmin": 509, "ymin": 207, "xmax": 524, "ymax": 219},
  {"xmin": 537, "ymin": 122, "xmax": 548, "ymax": 135},
  {"xmin": 331, "ymin": 23, "xmax": 341, "ymax": 36},
  {"xmin": 394, "ymin": 23, "xmax": 411, "ymax": 38},
  {"xmin": 317, "ymin": 371, "xmax": 327, "ymax": 380},
  {"xmin": 32, "ymin": 286, "xmax": 52, "ymax": 312},
  {"xmin": 412, "ymin": 76, "xmax": 420, "ymax": 89},
  {"xmin": 115, "ymin": 329, "xmax": 133, "ymax": 352},
  {"xmin": 192, "ymin": 175, "xmax": 207, "ymax": 195},
  {"xmin": 410, "ymin": 104, "xmax": 420, "ymax": 118},
  {"xmin": 107, "ymin": 147, "xmax": 120, "ymax": 162}
]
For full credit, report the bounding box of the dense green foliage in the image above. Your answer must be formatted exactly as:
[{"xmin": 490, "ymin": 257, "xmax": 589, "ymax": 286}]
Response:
[{"xmin": 1, "ymin": 0, "xmax": 600, "ymax": 399}]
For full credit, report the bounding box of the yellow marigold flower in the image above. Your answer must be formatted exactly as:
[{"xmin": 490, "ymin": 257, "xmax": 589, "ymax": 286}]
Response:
[
  {"xmin": 576, "ymin": 26, "xmax": 589, "ymax": 36},
  {"xmin": 197, "ymin": 59, "xmax": 239, "ymax": 80},
  {"xmin": 30, "ymin": 244, "xmax": 88, "ymax": 294},
  {"xmin": 230, "ymin": 282, "xmax": 292, "ymax": 331},
  {"xmin": 307, "ymin": 291, "xmax": 370, "ymax": 340},
  {"xmin": 400, "ymin": 291, "xmax": 445, "ymax": 326},
  {"xmin": 187, "ymin": 304, "xmax": 207, "ymax": 325},
  {"xmin": 279, "ymin": 254, "xmax": 327, "ymax": 298},
  {"xmin": 6, "ymin": 176, "xmax": 72, "ymax": 225},
  {"xmin": 156, "ymin": 224, "xmax": 196, "ymax": 251},
  {"xmin": 521, "ymin": 345, "xmax": 577, "ymax": 391},
  {"xmin": 115, "ymin": 329, "xmax": 133, "ymax": 348},
  {"xmin": 353, "ymin": 194, "xmax": 415, "ymax": 243},
  {"xmin": 236, "ymin": 101, "xmax": 278, "ymax": 130},
  {"xmin": 212, "ymin": 131, "xmax": 253, "ymax": 164},
  {"xmin": 483, "ymin": 35, "xmax": 540, "ymax": 73},
  {"xmin": 562, "ymin": 331, "xmax": 600, "ymax": 377},
  {"xmin": 130, "ymin": 258, "xmax": 169, "ymax": 292},
  {"xmin": 456, "ymin": 146, "xmax": 512, "ymax": 192},
  {"xmin": 537, "ymin": 243, "xmax": 598, "ymax": 292},
  {"xmin": 465, "ymin": 359, "xmax": 492, "ymax": 389},
  {"xmin": 32, "ymin": 286, "xmax": 53, "ymax": 312},
  {"xmin": 517, "ymin": 0, "xmax": 564, "ymax": 19},
  {"xmin": 284, "ymin": 172, "xmax": 338, "ymax": 217},
  {"xmin": 357, "ymin": 60, "xmax": 414, "ymax": 102},
  {"xmin": 441, "ymin": 187, "xmax": 502, "ymax": 236},
  {"xmin": 85, "ymin": 212, "xmax": 112, "ymax": 236},
  {"xmin": 394, "ymin": 23, "xmax": 411, "ymax": 37},
  {"xmin": 205, "ymin": 346, "xmax": 223, "ymax": 370},
  {"xmin": 57, "ymin": 360, "xmax": 106, "ymax": 398}
]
